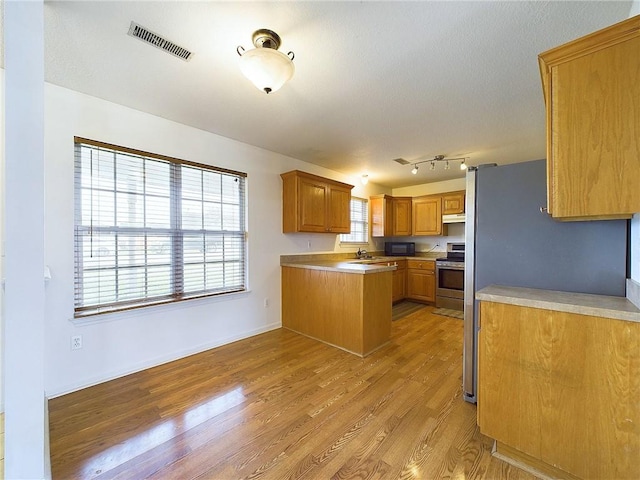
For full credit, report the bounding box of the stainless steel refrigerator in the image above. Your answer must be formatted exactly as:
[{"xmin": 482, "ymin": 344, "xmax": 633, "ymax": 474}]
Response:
[{"xmin": 462, "ymin": 160, "xmax": 628, "ymax": 403}]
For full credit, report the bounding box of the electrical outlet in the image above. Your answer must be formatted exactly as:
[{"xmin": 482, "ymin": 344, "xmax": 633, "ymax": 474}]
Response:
[
  {"xmin": 264, "ymin": 298, "xmax": 269, "ymax": 308},
  {"xmin": 71, "ymin": 335, "xmax": 82, "ymax": 350}
]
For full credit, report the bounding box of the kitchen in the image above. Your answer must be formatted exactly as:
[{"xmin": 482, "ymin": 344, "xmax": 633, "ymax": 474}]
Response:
[
  {"xmin": 276, "ymin": 12, "xmax": 639, "ymax": 477},
  {"xmin": 3, "ymin": 2, "xmax": 640, "ymax": 479}
]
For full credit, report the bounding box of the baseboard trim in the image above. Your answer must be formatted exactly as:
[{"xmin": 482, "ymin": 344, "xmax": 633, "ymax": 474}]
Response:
[
  {"xmin": 46, "ymin": 322, "xmax": 281, "ymax": 399},
  {"xmin": 493, "ymin": 442, "xmax": 581, "ymax": 480}
]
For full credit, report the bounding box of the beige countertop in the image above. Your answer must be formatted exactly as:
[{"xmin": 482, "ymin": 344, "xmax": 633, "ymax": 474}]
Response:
[
  {"xmin": 280, "ymin": 253, "xmax": 441, "ymax": 275},
  {"xmin": 476, "ymin": 285, "xmax": 640, "ymax": 323},
  {"xmin": 280, "ymin": 259, "xmax": 397, "ymax": 275}
]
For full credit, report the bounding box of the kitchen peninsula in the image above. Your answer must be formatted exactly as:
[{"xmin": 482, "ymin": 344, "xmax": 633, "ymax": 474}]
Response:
[{"xmin": 281, "ymin": 256, "xmax": 396, "ymax": 357}]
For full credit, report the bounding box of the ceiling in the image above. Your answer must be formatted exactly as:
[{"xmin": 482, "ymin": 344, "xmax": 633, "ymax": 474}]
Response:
[{"xmin": 3, "ymin": 1, "xmax": 634, "ymax": 187}]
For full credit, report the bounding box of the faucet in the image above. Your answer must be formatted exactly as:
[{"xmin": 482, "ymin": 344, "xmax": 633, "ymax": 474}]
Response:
[{"xmin": 356, "ymin": 248, "xmax": 368, "ymax": 259}]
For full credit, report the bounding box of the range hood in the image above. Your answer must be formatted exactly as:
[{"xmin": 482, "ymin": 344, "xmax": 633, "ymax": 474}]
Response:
[{"xmin": 442, "ymin": 213, "xmax": 466, "ymax": 223}]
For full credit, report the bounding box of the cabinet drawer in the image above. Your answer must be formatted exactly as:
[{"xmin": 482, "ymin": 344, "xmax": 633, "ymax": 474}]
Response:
[{"xmin": 406, "ymin": 259, "xmax": 435, "ymax": 271}]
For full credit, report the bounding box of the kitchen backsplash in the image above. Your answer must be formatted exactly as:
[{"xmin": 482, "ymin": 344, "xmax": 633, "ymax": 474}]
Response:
[{"xmin": 383, "ymin": 222, "xmax": 465, "ymax": 252}]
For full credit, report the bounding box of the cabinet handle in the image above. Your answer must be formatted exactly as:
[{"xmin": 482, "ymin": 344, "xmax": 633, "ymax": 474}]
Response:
[{"xmin": 540, "ymin": 206, "xmax": 549, "ymax": 214}]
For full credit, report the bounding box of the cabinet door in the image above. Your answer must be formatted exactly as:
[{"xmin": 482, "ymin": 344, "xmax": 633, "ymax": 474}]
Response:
[
  {"xmin": 442, "ymin": 191, "xmax": 465, "ymax": 214},
  {"xmin": 412, "ymin": 196, "xmax": 442, "ymax": 236},
  {"xmin": 392, "ymin": 268, "xmax": 406, "ymax": 302},
  {"xmin": 370, "ymin": 195, "xmax": 393, "ymax": 237},
  {"xmin": 298, "ymin": 178, "xmax": 329, "ymax": 232},
  {"xmin": 392, "ymin": 198, "xmax": 412, "ymax": 236},
  {"xmin": 327, "ymin": 186, "xmax": 352, "ymax": 233},
  {"xmin": 406, "ymin": 270, "xmax": 435, "ymax": 302},
  {"xmin": 540, "ymin": 17, "xmax": 640, "ymax": 220},
  {"xmin": 479, "ymin": 301, "xmax": 640, "ymax": 479}
]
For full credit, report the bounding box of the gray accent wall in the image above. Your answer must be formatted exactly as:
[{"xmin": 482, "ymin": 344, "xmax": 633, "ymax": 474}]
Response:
[{"xmin": 474, "ymin": 159, "xmax": 627, "ymax": 297}]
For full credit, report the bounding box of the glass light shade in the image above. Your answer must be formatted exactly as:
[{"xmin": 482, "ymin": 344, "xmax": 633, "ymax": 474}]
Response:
[
  {"xmin": 239, "ymin": 48, "xmax": 295, "ymax": 94},
  {"xmin": 361, "ymin": 175, "xmax": 369, "ymax": 185}
]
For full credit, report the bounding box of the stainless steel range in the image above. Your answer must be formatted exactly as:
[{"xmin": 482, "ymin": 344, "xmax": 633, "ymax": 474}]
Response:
[{"xmin": 435, "ymin": 243, "xmax": 464, "ymax": 311}]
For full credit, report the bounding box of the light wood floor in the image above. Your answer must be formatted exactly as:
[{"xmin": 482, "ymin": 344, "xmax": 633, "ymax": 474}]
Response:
[{"xmin": 49, "ymin": 305, "xmax": 535, "ymax": 480}]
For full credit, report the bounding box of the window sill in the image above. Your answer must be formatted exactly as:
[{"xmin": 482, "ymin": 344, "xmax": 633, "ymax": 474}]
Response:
[{"xmin": 71, "ymin": 289, "xmax": 251, "ymax": 326}]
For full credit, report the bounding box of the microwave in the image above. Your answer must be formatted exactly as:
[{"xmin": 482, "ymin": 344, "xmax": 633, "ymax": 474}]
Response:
[{"xmin": 384, "ymin": 242, "xmax": 416, "ymax": 256}]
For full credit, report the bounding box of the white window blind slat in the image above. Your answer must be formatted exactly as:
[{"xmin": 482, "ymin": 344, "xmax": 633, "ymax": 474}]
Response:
[
  {"xmin": 74, "ymin": 139, "xmax": 247, "ymax": 316},
  {"xmin": 340, "ymin": 197, "xmax": 369, "ymax": 244}
]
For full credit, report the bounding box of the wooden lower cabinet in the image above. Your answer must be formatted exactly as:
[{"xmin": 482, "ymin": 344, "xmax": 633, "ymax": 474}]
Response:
[
  {"xmin": 372, "ymin": 260, "xmax": 407, "ymax": 303},
  {"xmin": 282, "ymin": 266, "xmax": 392, "ymax": 356},
  {"xmin": 406, "ymin": 259, "xmax": 435, "ymax": 303},
  {"xmin": 392, "ymin": 260, "xmax": 406, "ymax": 303},
  {"xmin": 479, "ymin": 301, "xmax": 640, "ymax": 480}
]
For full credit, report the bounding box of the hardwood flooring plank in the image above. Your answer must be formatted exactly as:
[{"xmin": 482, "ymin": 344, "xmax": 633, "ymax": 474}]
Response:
[{"xmin": 49, "ymin": 308, "xmax": 532, "ymax": 480}]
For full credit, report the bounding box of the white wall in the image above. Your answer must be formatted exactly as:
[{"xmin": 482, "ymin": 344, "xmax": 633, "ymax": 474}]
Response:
[
  {"xmin": 4, "ymin": 1, "xmax": 48, "ymax": 477},
  {"xmin": 0, "ymin": 66, "xmax": 5, "ymax": 413},
  {"xmin": 44, "ymin": 84, "xmax": 389, "ymax": 397},
  {"xmin": 392, "ymin": 177, "xmax": 466, "ymax": 198}
]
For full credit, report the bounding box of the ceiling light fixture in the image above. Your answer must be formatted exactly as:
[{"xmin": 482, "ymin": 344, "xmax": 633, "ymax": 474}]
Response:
[
  {"xmin": 401, "ymin": 155, "xmax": 469, "ymax": 175},
  {"xmin": 237, "ymin": 29, "xmax": 295, "ymax": 94},
  {"xmin": 361, "ymin": 174, "xmax": 369, "ymax": 185}
]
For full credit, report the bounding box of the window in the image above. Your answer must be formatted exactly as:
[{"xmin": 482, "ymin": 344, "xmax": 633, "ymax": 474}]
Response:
[
  {"xmin": 74, "ymin": 138, "xmax": 247, "ymax": 317},
  {"xmin": 340, "ymin": 197, "xmax": 368, "ymax": 244}
]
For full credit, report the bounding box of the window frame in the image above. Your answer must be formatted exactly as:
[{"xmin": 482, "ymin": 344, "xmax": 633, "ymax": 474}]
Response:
[
  {"xmin": 73, "ymin": 137, "xmax": 248, "ymax": 317},
  {"xmin": 339, "ymin": 196, "xmax": 369, "ymax": 245}
]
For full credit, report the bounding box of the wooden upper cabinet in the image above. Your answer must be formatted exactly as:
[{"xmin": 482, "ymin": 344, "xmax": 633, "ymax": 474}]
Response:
[
  {"xmin": 539, "ymin": 15, "xmax": 640, "ymax": 220},
  {"xmin": 370, "ymin": 194, "xmax": 394, "ymax": 237},
  {"xmin": 370, "ymin": 195, "xmax": 412, "ymax": 236},
  {"xmin": 281, "ymin": 170, "xmax": 354, "ymax": 233},
  {"xmin": 392, "ymin": 197, "xmax": 412, "ymax": 236},
  {"xmin": 442, "ymin": 191, "xmax": 465, "ymax": 215},
  {"xmin": 412, "ymin": 195, "xmax": 444, "ymax": 236}
]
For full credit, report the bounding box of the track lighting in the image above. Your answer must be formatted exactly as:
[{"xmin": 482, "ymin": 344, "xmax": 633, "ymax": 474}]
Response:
[{"xmin": 400, "ymin": 155, "xmax": 469, "ymax": 176}]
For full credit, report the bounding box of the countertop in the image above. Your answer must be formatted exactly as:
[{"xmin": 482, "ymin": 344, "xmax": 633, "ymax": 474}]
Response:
[
  {"xmin": 280, "ymin": 254, "xmax": 440, "ymax": 275},
  {"xmin": 476, "ymin": 285, "xmax": 640, "ymax": 323}
]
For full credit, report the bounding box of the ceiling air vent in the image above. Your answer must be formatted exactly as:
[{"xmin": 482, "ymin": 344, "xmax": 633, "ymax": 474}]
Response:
[
  {"xmin": 127, "ymin": 22, "xmax": 193, "ymax": 61},
  {"xmin": 392, "ymin": 158, "xmax": 410, "ymax": 165}
]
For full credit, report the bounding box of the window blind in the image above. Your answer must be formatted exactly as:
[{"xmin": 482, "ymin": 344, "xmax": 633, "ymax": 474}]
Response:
[
  {"xmin": 74, "ymin": 138, "xmax": 247, "ymax": 316},
  {"xmin": 340, "ymin": 197, "xmax": 369, "ymax": 243}
]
